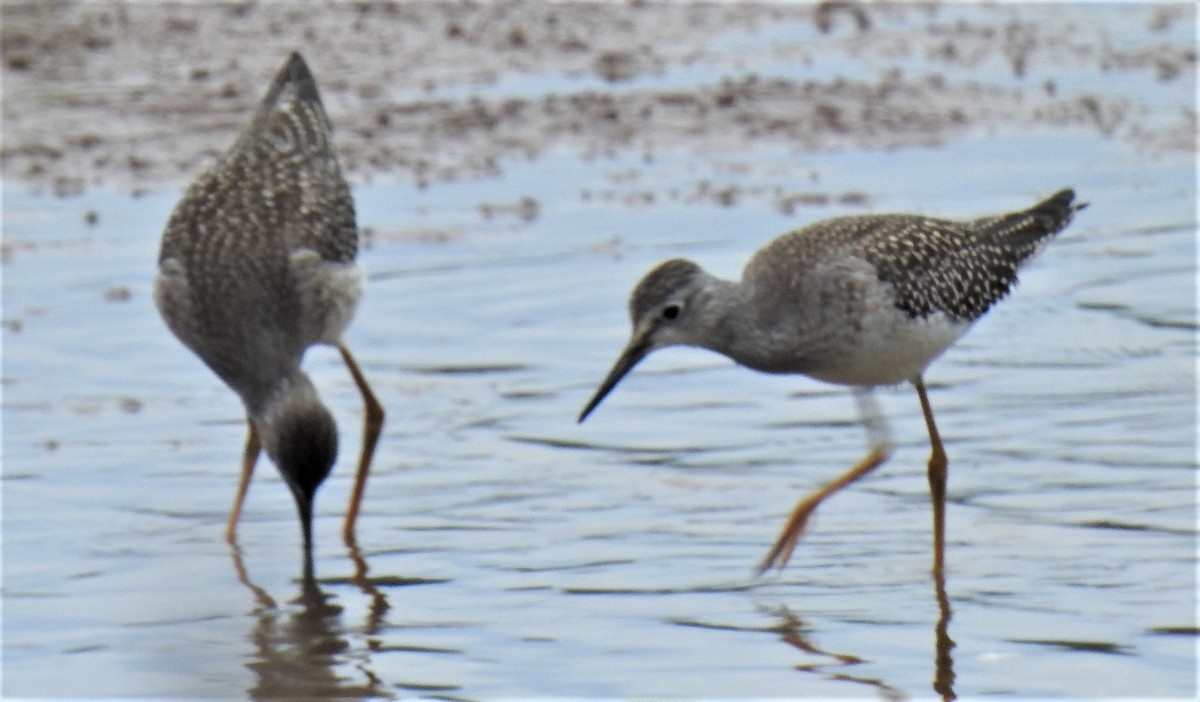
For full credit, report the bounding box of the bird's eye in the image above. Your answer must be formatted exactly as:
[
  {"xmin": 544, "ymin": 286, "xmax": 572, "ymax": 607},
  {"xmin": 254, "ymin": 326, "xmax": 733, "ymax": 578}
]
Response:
[{"xmin": 661, "ymin": 304, "xmax": 681, "ymax": 320}]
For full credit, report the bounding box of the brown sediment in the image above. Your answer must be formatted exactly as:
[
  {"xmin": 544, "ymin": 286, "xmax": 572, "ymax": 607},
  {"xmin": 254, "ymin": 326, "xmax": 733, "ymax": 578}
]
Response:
[{"xmin": 0, "ymin": 1, "xmax": 1193, "ymax": 196}]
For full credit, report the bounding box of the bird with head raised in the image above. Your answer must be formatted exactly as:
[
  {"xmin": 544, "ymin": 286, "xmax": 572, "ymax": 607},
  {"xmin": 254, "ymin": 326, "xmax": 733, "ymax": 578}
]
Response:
[
  {"xmin": 580, "ymin": 189, "xmax": 1085, "ymax": 576},
  {"xmin": 155, "ymin": 52, "xmax": 384, "ymax": 577}
]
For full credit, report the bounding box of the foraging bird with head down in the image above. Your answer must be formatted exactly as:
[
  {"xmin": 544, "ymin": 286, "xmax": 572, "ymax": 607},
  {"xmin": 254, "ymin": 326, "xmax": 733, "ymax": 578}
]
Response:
[
  {"xmin": 579, "ymin": 189, "xmax": 1085, "ymax": 574},
  {"xmin": 155, "ymin": 53, "xmax": 384, "ymax": 576}
]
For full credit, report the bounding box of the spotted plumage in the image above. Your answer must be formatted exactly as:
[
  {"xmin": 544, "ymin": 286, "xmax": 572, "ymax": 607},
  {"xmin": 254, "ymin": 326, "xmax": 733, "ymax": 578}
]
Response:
[
  {"xmin": 157, "ymin": 54, "xmax": 358, "ymax": 406},
  {"xmin": 580, "ymin": 189, "xmax": 1084, "ymax": 574},
  {"xmin": 753, "ymin": 188, "xmax": 1081, "ymax": 322},
  {"xmin": 155, "ymin": 53, "xmax": 383, "ymax": 576}
]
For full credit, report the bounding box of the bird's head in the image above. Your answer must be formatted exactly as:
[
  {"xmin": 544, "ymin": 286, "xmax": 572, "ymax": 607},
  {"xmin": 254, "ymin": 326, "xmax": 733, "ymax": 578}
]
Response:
[
  {"xmin": 256, "ymin": 372, "xmax": 338, "ymax": 550},
  {"xmin": 579, "ymin": 258, "xmax": 715, "ymax": 422}
]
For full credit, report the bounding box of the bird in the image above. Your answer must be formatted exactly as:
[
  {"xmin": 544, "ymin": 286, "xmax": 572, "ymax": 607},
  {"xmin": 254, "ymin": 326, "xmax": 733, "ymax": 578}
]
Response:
[
  {"xmin": 578, "ymin": 189, "xmax": 1084, "ymax": 575},
  {"xmin": 155, "ymin": 52, "xmax": 384, "ymax": 576}
]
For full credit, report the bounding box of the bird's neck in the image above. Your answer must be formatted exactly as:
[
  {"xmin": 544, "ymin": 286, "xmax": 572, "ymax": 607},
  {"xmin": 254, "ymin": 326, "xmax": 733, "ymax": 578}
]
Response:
[
  {"xmin": 251, "ymin": 370, "xmax": 321, "ymax": 453},
  {"xmin": 694, "ymin": 276, "xmax": 824, "ymax": 375},
  {"xmin": 690, "ymin": 277, "xmax": 771, "ymax": 369}
]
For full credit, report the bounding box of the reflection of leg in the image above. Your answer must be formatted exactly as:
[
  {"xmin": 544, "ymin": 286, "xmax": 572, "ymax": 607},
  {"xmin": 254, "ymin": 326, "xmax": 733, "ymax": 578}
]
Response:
[
  {"xmin": 345, "ymin": 532, "xmax": 391, "ymax": 632},
  {"xmin": 933, "ymin": 565, "xmax": 957, "ymax": 701},
  {"xmin": 338, "ymin": 344, "xmax": 385, "ymax": 543},
  {"xmin": 758, "ymin": 389, "xmax": 893, "ymax": 574},
  {"xmin": 913, "ymin": 376, "xmax": 948, "ymax": 578},
  {"xmin": 767, "ymin": 604, "xmax": 906, "ymax": 699},
  {"xmin": 229, "ymin": 541, "xmax": 277, "ymax": 610},
  {"xmin": 226, "ymin": 419, "xmax": 261, "ymax": 543}
]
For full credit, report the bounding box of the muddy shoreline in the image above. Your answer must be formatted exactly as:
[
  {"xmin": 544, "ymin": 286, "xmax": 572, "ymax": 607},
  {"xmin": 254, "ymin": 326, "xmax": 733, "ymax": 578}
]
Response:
[{"xmin": 2, "ymin": 2, "xmax": 1194, "ymax": 197}]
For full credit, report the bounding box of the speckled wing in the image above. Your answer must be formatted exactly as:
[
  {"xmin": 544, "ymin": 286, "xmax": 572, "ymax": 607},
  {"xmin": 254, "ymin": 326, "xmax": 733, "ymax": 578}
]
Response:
[
  {"xmin": 747, "ymin": 189, "xmax": 1080, "ymax": 324},
  {"xmin": 154, "ymin": 53, "xmax": 359, "ymax": 403},
  {"xmin": 858, "ymin": 189, "xmax": 1080, "ymax": 321},
  {"xmin": 231, "ymin": 51, "xmax": 358, "ymax": 265}
]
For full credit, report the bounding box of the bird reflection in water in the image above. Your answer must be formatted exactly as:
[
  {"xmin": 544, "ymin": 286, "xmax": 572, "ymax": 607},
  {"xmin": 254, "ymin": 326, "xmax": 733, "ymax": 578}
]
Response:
[
  {"xmin": 932, "ymin": 562, "xmax": 956, "ymax": 700},
  {"xmin": 229, "ymin": 543, "xmax": 391, "ymax": 699},
  {"xmin": 769, "ymin": 551, "xmax": 956, "ymax": 699},
  {"xmin": 767, "ymin": 605, "xmax": 905, "ymax": 701}
]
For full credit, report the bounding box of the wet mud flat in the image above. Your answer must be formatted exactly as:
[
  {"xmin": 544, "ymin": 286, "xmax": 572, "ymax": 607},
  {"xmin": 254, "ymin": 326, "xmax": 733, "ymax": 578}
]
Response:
[{"xmin": 2, "ymin": 1, "xmax": 1193, "ymax": 197}]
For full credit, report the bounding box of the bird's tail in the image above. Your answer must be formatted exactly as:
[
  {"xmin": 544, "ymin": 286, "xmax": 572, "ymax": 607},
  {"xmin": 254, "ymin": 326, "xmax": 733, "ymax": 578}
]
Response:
[
  {"xmin": 235, "ymin": 52, "xmax": 332, "ymax": 156},
  {"xmin": 260, "ymin": 52, "xmax": 324, "ymax": 113},
  {"xmin": 973, "ymin": 188, "xmax": 1086, "ymax": 253}
]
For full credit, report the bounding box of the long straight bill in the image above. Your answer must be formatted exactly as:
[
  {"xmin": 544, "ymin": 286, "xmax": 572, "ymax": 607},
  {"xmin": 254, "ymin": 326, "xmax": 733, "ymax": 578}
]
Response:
[{"xmin": 578, "ymin": 338, "xmax": 652, "ymax": 423}]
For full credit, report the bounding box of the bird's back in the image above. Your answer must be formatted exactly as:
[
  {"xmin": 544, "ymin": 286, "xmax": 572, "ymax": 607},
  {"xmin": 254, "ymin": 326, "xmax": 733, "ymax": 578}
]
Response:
[
  {"xmin": 747, "ymin": 189, "xmax": 1082, "ymax": 323},
  {"xmin": 156, "ymin": 53, "xmax": 358, "ymax": 407}
]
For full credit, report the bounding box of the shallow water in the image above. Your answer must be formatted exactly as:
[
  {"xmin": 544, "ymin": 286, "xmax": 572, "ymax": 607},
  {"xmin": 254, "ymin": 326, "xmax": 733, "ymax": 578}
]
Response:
[{"xmin": 3, "ymin": 5, "xmax": 1198, "ymax": 701}]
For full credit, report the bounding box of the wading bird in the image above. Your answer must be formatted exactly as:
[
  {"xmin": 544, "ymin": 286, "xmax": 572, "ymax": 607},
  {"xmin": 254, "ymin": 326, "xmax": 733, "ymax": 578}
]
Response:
[
  {"xmin": 155, "ymin": 53, "xmax": 384, "ymax": 576},
  {"xmin": 579, "ymin": 189, "xmax": 1084, "ymax": 575}
]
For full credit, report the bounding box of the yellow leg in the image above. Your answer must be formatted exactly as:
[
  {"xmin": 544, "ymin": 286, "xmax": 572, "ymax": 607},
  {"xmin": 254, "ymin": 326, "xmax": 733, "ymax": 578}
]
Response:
[
  {"xmin": 913, "ymin": 376, "xmax": 948, "ymax": 579},
  {"xmin": 338, "ymin": 344, "xmax": 385, "ymax": 544},
  {"xmin": 922, "ymin": 379, "xmax": 957, "ymax": 700},
  {"xmin": 758, "ymin": 389, "xmax": 892, "ymax": 574},
  {"xmin": 225, "ymin": 419, "xmax": 261, "ymax": 543}
]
